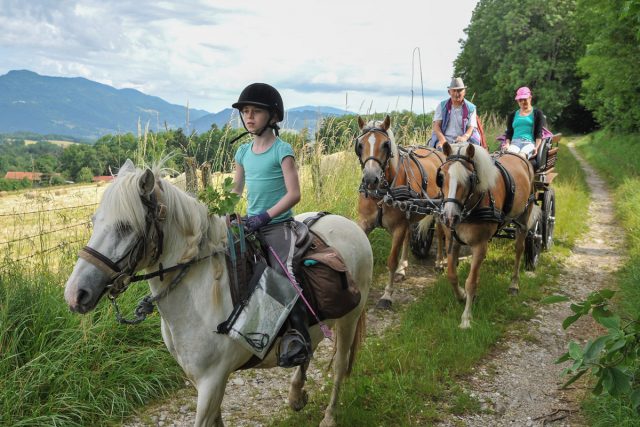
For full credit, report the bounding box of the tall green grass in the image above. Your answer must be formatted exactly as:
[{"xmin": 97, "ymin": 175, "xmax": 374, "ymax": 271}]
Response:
[
  {"xmin": 271, "ymin": 136, "xmax": 590, "ymax": 425},
  {"xmin": 574, "ymin": 131, "xmax": 640, "ymax": 426},
  {"xmin": 0, "ymin": 264, "xmax": 182, "ymax": 426}
]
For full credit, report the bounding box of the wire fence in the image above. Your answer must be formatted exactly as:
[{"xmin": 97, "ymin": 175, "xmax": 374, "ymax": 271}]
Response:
[{"xmin": 0, "ymin": 200, "xmax": 98, "ymax": 273}]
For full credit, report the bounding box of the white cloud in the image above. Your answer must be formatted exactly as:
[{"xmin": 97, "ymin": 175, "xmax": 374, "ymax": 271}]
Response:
[{"xmin": 0, "ymin": 0, "xmax": 479, "ymax": 113}]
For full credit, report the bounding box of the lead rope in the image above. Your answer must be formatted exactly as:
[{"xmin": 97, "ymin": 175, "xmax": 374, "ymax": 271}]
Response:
[
  {"xmin": 267, "ymin": 246, "xmax": 333, "ymax": 340},
  {"xmin": 110, "ymin": 265, "xmax": 191, "ymax": 324}
]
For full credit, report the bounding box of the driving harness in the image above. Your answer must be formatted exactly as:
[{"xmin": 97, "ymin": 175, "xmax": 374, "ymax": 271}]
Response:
[
  {"xmin": 438, "ymin": 151, "xmax": 535, "ymax": 245},
  {"xmin": 355, "ymin": 126, "xmax": 444, "ymax": 226}
]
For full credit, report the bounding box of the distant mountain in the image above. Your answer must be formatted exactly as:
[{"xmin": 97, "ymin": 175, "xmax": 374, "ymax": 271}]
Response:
[
  {"xmin": 190, "ymin": 106, "xmax": 354, "ymax": 135},
  {"xmin": 0, "ymin": 70, "xmax": 353, "ymax": 140},
  {"xmin": 0, "ymin": 70, "xmax": 209, "ymax": 140}
]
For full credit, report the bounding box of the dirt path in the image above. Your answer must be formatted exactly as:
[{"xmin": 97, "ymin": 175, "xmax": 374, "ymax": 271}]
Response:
[
  {"xmin": 123, "ymin": 141, "xmax": 624, "ymax": 426},
  {"xmin": 440, "ymin": 141, "xmax": 626, "ymax": 427}
]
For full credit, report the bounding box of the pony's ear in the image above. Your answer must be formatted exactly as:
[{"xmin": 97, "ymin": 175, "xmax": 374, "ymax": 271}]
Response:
[
  {"xmin": 382, "ymin": 115, "xmax": 391, "ymax": 130},
  {"xmin": 357, "ymin": 116, "xmax": 365, "ymax": 130},
  {"xmin": 443, "ymin": 142, "xmax": 452, "ymax": 156},
  {"xmin": 118, "ymin": 159, "xmax": 136, "ymax": 176},
  {"xmin": 138, "ymin": 168, "xmax": 155, "ymax": 196},
  {"xmin": 466, "ymin": 143, "xmax": 476, "ymax": 159}
]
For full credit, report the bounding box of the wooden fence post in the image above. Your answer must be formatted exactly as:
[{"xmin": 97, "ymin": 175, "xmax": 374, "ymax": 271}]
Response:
[
  {"xmin": 184, "ymin": 157, "xmax": 198, "ymax": 195},
  {"xmin": 201, "ymin": 162, "xmax": 212, "ymax": 189}
]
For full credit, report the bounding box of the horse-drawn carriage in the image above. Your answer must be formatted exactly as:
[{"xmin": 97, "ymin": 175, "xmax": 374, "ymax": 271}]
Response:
[
  {"xmin": 355, "ymin": 114, "xmax": 561, "ymax": 327},
  {"xmin": 408, "ymin": 133, "xmax": 560, "ymax": 269}
]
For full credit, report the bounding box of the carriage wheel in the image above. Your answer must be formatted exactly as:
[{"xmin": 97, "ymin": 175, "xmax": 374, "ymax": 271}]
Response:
[
  {"xmin": 409, "ymin": 221, "xmax": 435, "ymax": 260},
  {"xmin": 542, "ymin": 188, "xmax": 556, "ymax": 250},
  {"xmin": 524, "ymin": 216, "xmax": 542, "ymax": 271}
]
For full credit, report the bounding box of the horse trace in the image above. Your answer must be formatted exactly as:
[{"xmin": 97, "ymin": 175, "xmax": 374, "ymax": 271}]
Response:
[
  {"xmin": 437, "ymin": 142, "xmax": 540, "ymax": 328},
  {"xmin": 354, "ymin": 115, "xmax": 446, "ymax": 309},
  {"xmin": 63, "ymin": 159, "xmax": 373, "ymax": 427}
]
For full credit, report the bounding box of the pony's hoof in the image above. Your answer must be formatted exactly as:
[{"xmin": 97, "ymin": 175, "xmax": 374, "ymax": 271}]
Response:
[
  {"xmin": 393, "ymin": 273, "xmax": 405, "ymax": 283},
  {"xmin": 508, "ymin": 287, "xmax": 519, "ymax": 296},
  {"xmin": 375, "ymin": 298, "xmax": 393, "ymax": 310},
  {"xmin": 459, "ymin": 318, "xmax": 472, "ymax": 329},
  {"xmin": 289, "ymin": 390, "xmax": 308, "ymax": 411}
]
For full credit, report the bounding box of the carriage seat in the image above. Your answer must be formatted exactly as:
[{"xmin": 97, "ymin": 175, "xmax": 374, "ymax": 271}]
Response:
[{"xmin": 531, "ymin": 134, "xmax": 561, "ymax": 172}]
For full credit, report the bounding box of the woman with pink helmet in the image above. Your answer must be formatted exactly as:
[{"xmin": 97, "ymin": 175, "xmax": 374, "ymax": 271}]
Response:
[{"xmin": 503, "ymin": 86, "xmax": 546, "ymax": 158}]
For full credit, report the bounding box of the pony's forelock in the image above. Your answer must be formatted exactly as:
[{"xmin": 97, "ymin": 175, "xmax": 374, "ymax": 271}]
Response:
[{"xmin": 97, "ymin": 160, "xmax": 227, "ymax": 263}]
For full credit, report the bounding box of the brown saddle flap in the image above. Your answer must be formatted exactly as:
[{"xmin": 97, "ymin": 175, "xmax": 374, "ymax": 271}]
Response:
[{"xmin": 299, "ymin": 234, "xmax": 361, "ymax": 321}]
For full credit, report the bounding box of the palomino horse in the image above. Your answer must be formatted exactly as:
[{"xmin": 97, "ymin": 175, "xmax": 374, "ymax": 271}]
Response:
[
  {"xmin": 437, "ymin": 142, "xmax": 539, "ymax": 328},
  {"xmin": 63, "ymin": 160, "xmax": 372, "ymax": 427},
  {"xmin": 355, "ymin": 115, "xmax": 445, "ymax": 309}
]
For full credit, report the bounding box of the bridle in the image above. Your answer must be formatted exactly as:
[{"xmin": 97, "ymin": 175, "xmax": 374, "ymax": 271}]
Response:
[
  {"xmin": 354, "ymin": 126, "xmax": 394, "ymax": 171},
  {"xmin": 436, "ymin": 153, "xmax": 483, "ymax": 220},
  {"xmin": 78, "ymin": 188, "xmax": 167, "ymax": 298}
]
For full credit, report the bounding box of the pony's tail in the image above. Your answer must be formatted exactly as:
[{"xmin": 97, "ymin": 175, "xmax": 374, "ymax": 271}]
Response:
[
  {"xmin": 416, "ymin": 214, "xmax": 435, "ymax": 237},
  {"xmin": 527, "ymin": 204, "xmax": 542, "ymax": 231},
  {"xmin": 346, "ymin": 311, "xmax": 367, "ymax": 376}
]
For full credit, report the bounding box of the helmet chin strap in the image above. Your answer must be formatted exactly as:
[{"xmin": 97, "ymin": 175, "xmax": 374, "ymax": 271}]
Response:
[{"xmin": 239, "ymin": 111, "xmax": 280, "ymax": 137}]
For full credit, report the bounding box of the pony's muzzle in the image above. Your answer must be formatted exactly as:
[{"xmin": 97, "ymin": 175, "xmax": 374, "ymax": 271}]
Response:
[
  {"xmin": 441, "ymin": 203, "xmax": 461, "ymax": 228},
  {"xmin": 362, "ymin": 173, "xmax": 380, "ymax": 190},
  {"xmin": 64, "ymin": 273, "xmax": 106, "ymax": 314}
]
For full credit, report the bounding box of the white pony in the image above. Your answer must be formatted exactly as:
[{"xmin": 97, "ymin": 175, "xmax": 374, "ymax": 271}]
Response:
[{"xmin": 63, "ymin": 160, "xmax": 372, "ymax": 427}]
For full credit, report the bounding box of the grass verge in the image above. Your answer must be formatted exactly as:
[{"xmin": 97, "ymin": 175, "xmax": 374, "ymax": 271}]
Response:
[{"xmin": 574, "ymin": 131, "xmax": 640, "ymax": 426}]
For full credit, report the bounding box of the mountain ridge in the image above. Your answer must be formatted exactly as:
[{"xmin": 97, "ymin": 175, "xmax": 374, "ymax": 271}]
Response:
[{"xmin": 0, "ymin": 70, "xmax": 353, "ymax": 141}]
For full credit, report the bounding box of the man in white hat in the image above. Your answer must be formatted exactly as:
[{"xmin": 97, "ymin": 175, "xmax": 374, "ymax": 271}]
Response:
[{"xmin": 430, "ymin": 77, "xmax": 482, "ymax": 149}]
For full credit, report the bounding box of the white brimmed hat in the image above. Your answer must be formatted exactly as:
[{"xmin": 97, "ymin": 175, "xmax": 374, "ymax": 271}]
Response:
[{"xmin": 447, "ymin": 77, "xmax": 466, "ymax": 90}]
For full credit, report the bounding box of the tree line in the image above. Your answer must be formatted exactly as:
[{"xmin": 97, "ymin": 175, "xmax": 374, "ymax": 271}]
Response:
[
  {"xmin": 454, "ymin": 0, "xmax": 640, "ymax": 133},
  {"xmin": 0, "ymin": 110, "xmax": 432, "ymax": 191}
]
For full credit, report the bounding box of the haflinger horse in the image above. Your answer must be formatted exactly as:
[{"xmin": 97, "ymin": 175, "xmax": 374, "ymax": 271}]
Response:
[
  {"xmin": 437, "ymin": 142, "xmax": 540, "ymax": 328},
  {"xmin": 63, "ymin": 159, "xmax": 372, "ymax": 427},
  {"xmin": 355, "ymin": 115, "xmax": 446, "ymax": 309}
]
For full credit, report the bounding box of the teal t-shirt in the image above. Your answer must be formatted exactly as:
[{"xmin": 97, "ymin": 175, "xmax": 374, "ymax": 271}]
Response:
[
  {"xmin": 512, "ymin": 110, "xmax": 534, "ymax": 141},
  {"xmin": 234, "ymin": 137, "xmax": 295, "ymax": 223}
]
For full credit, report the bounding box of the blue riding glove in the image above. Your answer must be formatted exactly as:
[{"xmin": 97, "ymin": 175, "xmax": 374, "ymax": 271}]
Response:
[{"xmin": 244, "ymin": 211, "xmax": 271, "ymax": 232}]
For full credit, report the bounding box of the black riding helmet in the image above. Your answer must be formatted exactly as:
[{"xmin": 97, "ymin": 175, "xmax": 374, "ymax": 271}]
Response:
[{"xmin": 232, "ymin": 83, "xmax": 284, "ymax": 137}]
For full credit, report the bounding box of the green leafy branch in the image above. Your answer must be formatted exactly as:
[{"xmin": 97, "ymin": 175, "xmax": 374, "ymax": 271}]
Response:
[
  {"xmin": 198, "ymin": 177, "xmax": 240, "ymax": 216},
  {"xmin": 543, "ymin": 290, "xmax": 640, "ymax": 409}
]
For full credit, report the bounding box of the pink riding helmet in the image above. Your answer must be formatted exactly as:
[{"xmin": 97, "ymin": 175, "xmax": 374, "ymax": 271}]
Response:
[{"xmin": 515, "ymin": 86, "xmax": 532, "ymax": 100}]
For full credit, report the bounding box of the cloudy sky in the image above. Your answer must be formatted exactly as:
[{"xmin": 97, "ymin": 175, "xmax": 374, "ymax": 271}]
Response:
[{"xmin": 0, "ymin": 0, "xmax": 479, "ymax": 114}]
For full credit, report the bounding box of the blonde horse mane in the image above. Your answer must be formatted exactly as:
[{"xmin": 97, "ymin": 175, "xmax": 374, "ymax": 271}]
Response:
[
  {"xmin": 447, "ymin": 143, "xmax": 498, "ymax": 192},
  {"xmin": 98, "ymin": 160, "xmax": 228, "ymax": 265}
]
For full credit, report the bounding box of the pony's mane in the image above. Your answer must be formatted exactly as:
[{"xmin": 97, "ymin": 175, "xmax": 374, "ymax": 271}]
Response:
[
  {"xmin": 97, "ymin": 161, "xmax": 227, "ymax": 262},
  {"xmin": 366, "ymin": 119, "xmax": 398, "ymax": 168},
  {"xmin": 448, "ymin": 143, "xmax": 498, "ymax": 191}
]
